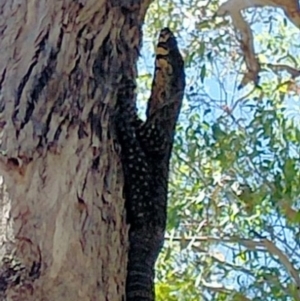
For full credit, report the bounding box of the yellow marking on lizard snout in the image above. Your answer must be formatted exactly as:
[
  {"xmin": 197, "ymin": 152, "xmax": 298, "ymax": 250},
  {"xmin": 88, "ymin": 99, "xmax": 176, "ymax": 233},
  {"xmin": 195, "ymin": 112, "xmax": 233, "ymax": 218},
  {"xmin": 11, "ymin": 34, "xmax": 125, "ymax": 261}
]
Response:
[
  {"xmin": 156, "ymin": 47, "xmax": 169, "ymax": 56},
  {"xmin": 156, "ymin": 58, "xmax": 169, "ymax": 68},
  {"xmin": 159, "ymin": 29, "xmax": 173, "ymax": 43}
]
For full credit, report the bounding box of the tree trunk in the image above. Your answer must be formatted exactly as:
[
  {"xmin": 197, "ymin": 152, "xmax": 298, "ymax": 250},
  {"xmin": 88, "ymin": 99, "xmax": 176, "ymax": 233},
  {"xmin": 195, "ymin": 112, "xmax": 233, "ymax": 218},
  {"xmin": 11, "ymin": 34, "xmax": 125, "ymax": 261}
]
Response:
[{"xmin": 0, "ymin": 1, "xmax": 185, "ymax": 300}]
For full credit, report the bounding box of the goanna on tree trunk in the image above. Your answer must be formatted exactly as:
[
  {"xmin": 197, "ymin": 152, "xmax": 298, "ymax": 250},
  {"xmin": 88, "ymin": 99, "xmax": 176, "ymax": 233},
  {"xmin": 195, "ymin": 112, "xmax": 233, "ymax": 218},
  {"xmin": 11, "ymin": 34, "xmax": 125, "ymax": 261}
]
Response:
[
  {"xmin": 0, "ymin": 0, "xmax": 185, "ymax": 300},
  {"xmin": 116, "ymin": 28, "xmax": 185, "ymax": 300}
]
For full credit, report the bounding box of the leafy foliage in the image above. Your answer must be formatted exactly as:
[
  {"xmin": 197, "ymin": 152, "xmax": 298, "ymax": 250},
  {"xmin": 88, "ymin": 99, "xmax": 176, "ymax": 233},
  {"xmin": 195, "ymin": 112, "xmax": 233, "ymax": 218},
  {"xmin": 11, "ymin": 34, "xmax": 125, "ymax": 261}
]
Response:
[{"xmin": 138, "ymin": 1, "xmax": 300, "ymax": 300}]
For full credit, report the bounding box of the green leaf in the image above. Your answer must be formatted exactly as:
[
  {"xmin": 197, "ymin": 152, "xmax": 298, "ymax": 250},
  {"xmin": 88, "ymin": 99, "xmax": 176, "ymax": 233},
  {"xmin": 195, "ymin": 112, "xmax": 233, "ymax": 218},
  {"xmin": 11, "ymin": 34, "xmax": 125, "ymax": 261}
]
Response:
[{"xmin": 200, "ymin": 64, "xmax": 206, "ymax": 83}]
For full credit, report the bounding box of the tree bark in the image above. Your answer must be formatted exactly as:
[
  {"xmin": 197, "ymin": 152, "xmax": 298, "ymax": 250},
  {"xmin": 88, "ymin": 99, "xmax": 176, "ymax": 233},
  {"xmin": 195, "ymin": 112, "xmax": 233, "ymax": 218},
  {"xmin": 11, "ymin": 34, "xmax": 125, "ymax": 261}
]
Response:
[{"xmin": 0, "ymin": 0, "xmax": 152, "ymax": 300}]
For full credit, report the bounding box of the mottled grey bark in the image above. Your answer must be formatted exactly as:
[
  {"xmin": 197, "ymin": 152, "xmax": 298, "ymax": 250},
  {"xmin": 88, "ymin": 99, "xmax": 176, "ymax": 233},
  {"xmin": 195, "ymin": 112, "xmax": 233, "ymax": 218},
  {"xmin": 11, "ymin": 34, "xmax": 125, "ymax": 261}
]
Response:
[{"xmin": 0, "ymin": 0, "xmax": 152, "ymax": 300}]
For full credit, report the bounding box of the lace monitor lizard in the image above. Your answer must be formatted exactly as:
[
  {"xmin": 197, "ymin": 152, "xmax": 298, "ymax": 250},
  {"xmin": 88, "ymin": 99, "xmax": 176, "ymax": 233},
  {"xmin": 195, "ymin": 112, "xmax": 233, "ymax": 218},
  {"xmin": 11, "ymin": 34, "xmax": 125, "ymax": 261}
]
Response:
[{"xmin": 116, "ymin": 28, "xmax": 185, "ymax": 301}]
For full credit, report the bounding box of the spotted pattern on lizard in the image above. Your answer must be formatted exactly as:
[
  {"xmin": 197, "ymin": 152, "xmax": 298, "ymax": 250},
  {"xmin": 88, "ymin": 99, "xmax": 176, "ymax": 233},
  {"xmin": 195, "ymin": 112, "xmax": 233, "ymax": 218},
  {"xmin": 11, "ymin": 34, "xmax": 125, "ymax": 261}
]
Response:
[{"xmin": 115, "ymin": 28, "xmax": 185, "ymax": 301}]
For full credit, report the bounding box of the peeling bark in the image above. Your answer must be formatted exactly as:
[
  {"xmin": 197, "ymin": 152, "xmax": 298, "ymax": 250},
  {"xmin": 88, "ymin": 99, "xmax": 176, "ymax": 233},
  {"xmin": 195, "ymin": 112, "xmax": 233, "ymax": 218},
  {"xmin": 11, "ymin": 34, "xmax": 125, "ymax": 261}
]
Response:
[{"xmin": 0, "ymin": 0, "xmax": 153, "ymax": 300}]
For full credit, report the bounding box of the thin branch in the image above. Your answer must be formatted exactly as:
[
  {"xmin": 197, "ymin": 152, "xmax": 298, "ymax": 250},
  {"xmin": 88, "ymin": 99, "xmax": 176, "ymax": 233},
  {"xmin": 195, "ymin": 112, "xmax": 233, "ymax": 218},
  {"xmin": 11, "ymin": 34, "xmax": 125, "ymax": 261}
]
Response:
[
  {"xmin": 165, "ymin": 234, "xmax": 300, "ymax": 295},
  {"xmin": 216, "ymin": 0, "xmax": 300, "ymax": 88}
]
